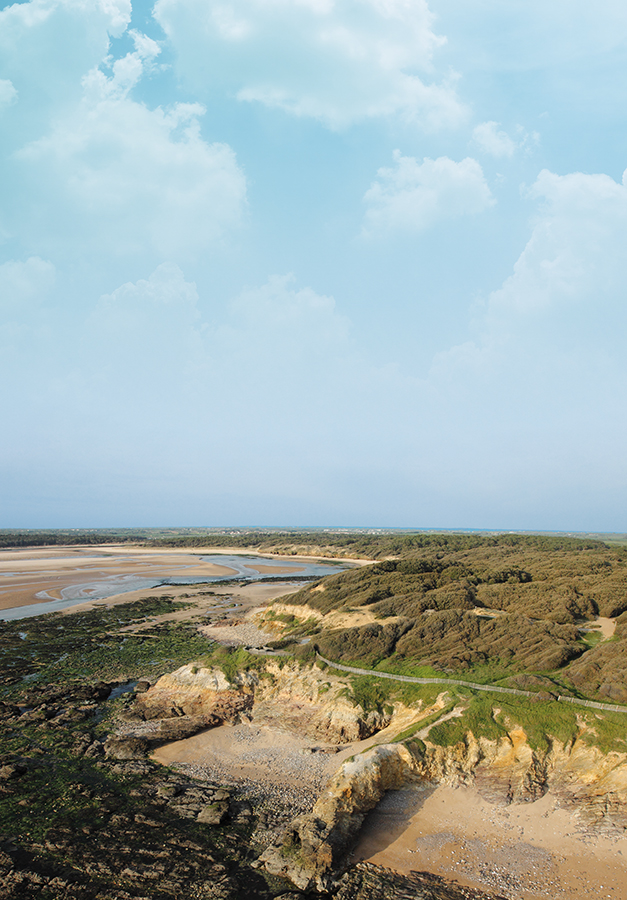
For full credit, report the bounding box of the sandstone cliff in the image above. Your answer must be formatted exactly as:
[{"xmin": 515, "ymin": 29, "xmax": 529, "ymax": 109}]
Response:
[
  {"xmin": 261, "ymin": 743, "xmax": 415, "ymax": 891},
  {"xmin": 262, "ymin": 726, "xmax": 627, "ymax": 891},
  {"xmin": 124, "ymin": 660, "xmax": 390, "ymax": 747}
]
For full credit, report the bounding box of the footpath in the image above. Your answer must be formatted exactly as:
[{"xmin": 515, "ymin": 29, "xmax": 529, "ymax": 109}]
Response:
[{"xmin": 316, "ymin": 654, "xmax": 627, "ymax": 715}]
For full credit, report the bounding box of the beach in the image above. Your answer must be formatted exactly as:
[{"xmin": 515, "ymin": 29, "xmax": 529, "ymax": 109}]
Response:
[
  {"xmin": 0, "ymin": 544, "xmax": 347, "ymax": 616},
  {"xmin": 353, "ymin": 782, "xmax": 627, "ymax": 900}
]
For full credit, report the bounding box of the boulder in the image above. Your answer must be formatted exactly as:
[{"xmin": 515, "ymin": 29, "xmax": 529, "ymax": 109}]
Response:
[
  {"xmin": 104, "ymin": 736, "xmax": 149, "ymax": 760},
  {"xmin": 197, "ymin": 801, "xmax": 229, "ymax": 825}
]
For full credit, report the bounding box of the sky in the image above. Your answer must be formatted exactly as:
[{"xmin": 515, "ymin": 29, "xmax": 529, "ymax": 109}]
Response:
[{"xmin": 1, "ymin": 0, "xmax": 626, "ymax": 530}]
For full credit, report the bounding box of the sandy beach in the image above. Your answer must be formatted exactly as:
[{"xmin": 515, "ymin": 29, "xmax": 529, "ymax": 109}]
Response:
[
  {"xmin": 353, "ymin": 782, "xmax": 627, "ymax": 900},
  {"xmin": 0, "ymin": 544, "xmax": 344, "ymax": 613}
]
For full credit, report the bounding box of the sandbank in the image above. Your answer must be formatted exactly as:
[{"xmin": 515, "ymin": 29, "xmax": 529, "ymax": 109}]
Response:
[
  {"xmin": 0, "ymin": 544, "xmax": 332, "ymax": 612},
  {"xmin": 0, "ymin": 548, "xmax": 238, "ymax": 610}
]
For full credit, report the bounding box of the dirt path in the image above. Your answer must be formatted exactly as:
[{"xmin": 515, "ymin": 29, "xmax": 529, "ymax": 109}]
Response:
[{"xmin": 317, "ymin": 655, "xmax": 627, "ymax": 715}]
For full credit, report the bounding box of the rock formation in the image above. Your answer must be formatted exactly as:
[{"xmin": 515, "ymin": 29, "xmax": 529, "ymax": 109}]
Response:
[
  {"xmin": 125, "ymin": 660, "xmax": 389, "ymax": 748},
  {"xmin": 261, "ymin": 726, "xmax": 627, "ymax": 891},
  {"xmin": 261, "ymin": 744, "xmax": 415, "ymax": 891}
]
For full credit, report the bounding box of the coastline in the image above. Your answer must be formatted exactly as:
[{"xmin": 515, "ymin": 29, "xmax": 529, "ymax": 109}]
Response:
[{"xmin": 0, "ymin": 544, "xmax": 355, "ymax": 618}]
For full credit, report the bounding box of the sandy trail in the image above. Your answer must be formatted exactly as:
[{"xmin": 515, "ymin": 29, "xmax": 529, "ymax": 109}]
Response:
[{"xmin": 353, "ymin": 783, "xmax": 627, "ymax": 900}]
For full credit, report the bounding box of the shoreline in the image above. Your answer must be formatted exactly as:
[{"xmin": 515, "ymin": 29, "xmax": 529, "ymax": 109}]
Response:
[{"xmin": 0, "ymin": 544, "xmax": 355, "ymax": 618}]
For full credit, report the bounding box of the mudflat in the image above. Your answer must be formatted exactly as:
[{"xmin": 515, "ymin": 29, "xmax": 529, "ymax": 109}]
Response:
[
  {"xmin": 0, "ymin": 546, "xmax": 238, "ymax": 609},
  {"xmin": 0, "ymin": 544, "xmax": 326, "ymax": 612}
]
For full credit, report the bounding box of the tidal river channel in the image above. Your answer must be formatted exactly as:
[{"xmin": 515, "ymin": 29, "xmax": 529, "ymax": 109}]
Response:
[{"xmin": 0, "ymin": 549, "xmax": 345, "ymax": 621}]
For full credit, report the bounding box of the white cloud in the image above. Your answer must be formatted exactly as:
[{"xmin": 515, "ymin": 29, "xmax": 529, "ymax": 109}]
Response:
[
  {"xmin": 472, "ymin": 121, "xmax": 516, "ymax": 158},
  {"xmin": 471, "ymin": 121, "xmax": 538, "ymax": 158},
  {"xmin": 362, "ymin": 151, "xmax": 494, "ymax": 236},
  {"xmin": 492, "ymin": 168, "xmax": 627, "ymax": 320},
  {"xmin": 228, "ymin": 274, "xmax": 350, "ymax": 347},
  {"xmin": 432, "ymin": 165, "xmax": 627, "ymax": 389},
  {"xmin": 0, "ymin": 80, "xmax": 17, "ymax": 110},
  {"xmin": 14, "ymin": 41, "xmax": 247, "ymax": 260},
  {"xmin": 87, "ymin": 263, "xmax": 203, "ymax": 380},
  {"xmin": 0, "ymin": 0, "xmax": 131, "ymax": 109},
  {"xmin": 153, "ymin": 0, "xmax": 466, "ymax": 129}
]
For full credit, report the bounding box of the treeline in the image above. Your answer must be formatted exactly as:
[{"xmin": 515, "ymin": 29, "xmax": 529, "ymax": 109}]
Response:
[
  {"xmin": 0, "ymin": 530, "xmax": 148, "ymax": 548},
  {"xmin": 0, "ymin": 527, "xmax": 610, "ymax": 557}
]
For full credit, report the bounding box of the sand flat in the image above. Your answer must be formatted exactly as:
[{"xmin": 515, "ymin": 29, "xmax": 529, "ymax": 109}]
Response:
[
  {"xmin": 0, "ymin": 544, "xmax": 349, "ymax": 612},
  {"xmin": 0, "ymin": 547, "xmax": 238, "ymax": 610},
  {"xmin": 353, "ymin": 783, "xmax": 627, "ymax": 900}
]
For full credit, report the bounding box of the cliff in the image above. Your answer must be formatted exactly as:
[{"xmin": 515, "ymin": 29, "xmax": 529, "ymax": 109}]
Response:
[
  {"xmin": 262, "ymin": 727, "xmax": 627, "ymax": 891},
  {"xmin": 123, "ymin": 660, "xmax": 390, "ymax": 747}
]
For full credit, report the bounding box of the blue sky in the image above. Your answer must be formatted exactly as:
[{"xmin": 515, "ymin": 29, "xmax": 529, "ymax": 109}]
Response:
[{"xmin": 1, "ymin": 0, "xmax": 626, "ymax": 530}]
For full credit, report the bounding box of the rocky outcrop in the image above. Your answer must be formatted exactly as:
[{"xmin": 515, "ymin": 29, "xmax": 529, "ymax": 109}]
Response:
[
  {"xmin": 414, "ymin": 729, "xmax": 627, "ymax": 826},
  {"xmin": 262, "ymin": 724, "xmax": 627, "ymax": 892},
  {"xmin": 247, "ymin": 661, "xmax": 391, "ymax": 743},
  {"xmin": 127, "ymin": 660, "xmax": 390, "ymax": 747},
  {"xmin": 133, "ymin": 664, "xmax": 256, "ymax": 722},
  {"xmin": 334, "ymin": 863, "xmax": 508, "ymax": 900},
  {"xmin": 261, "ymin": 744, "xmax": 415, "ymax": 891}
]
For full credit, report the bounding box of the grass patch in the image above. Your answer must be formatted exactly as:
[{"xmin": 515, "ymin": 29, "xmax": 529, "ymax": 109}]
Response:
[
  {"xmin": 342, "ymin": 675, "xmax": 394, "ymax": 715},
  {"xmin": 392, "ymin": 700, "xmax": 457, "ymax": 743},
  {"xmin": 0, "ymin": 598, "xmax": 206, "ymax": 695},
  {"xmin": 198, "ymin": 645, "xmax": 268, "ymax": 682},
  {"xmin": 427, "ymin": 693, "xmax": 581, "ymax": 752},
  {"xmin": 580, "ymin": 710, "xmax": 627, "ymax": 754}
]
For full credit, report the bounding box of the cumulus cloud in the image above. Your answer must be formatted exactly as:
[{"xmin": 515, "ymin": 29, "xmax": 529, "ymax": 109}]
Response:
[
  {"xmin": 491, "ymin": 168, "xmax": 627, "ymax": 320},
  {"xmin": 0, "ymin": 0, "xmax": 130, "ymax": 114},
  {"xmin": 14, "ymin": 39, "xmax": 246, "ymax": 260},
  {"xmin": 472, "ymin": 121, "xmax": 516, "ymax": 158},
  {"xmin": 432, "ymin": 165, "xmax": 627, "ymax": 394},
  {"xmin": 362, "ymin": 151, "xmax": 494, "ymax": 236},
  {"xmin": 153, "ymin": 0, "xmax": 466, "ymax": 129},
  {"xmin": 228, "ymin": 274, "xmax": 350, "ymax": 349},
  {"xmin": 86, "ymin": 263, "xmax": 204, "ymax": 383},
  {"xmin": 471, "ymin": 121, "xmax": 538, "ymax": 158}
]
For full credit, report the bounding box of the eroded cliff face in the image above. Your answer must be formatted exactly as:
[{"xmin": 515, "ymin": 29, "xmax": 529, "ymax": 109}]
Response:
[
  {"xmin": 121, "ymin": 661, "xmax": 627, "ymax": 893},
  {"xmin": 417, "ymin": 729, "xmax": 627, "ymax": 830},
  {"xmin": 262, "ymin": 727, "xmax": 627, "ymax": 891},
  {"xmin": 261, "ymin": 744, "xmax": 415, "ymax": 891},
  {"xmin": 126, "ymin": 660, "xmax": 390, "ymax": 747},
  {"xmin": 252, "ymin": 661, "xmax": 390, "ymax": 742}
]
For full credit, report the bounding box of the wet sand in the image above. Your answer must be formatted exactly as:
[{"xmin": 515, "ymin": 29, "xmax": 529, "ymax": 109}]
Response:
[
  {"xmin": 353, "ymin": 783, "xmax": 627, "ymax": 900},
  {"xmin": 0, "ymin": 544, "xmax": 333, "ymax": 613},
  {"xmin": 0, "ymin": 547, "xmax": 238, "ymax": 610}
]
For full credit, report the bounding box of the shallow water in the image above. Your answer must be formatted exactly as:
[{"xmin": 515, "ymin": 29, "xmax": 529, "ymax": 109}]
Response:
[{"xmin": 0, "ymin": 554, "xmax": 343, "ymax": 621}]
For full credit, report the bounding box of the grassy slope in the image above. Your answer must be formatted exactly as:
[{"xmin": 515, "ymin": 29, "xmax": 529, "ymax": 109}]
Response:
[{"xmin": 264, "ymin": 534, "xmax": 627, "ymax": 753}]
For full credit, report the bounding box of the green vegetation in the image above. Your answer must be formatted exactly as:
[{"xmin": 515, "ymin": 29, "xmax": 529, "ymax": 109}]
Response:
[
  {"xmin": 198, "ymin": 645, "xmax": 271, "ymax": 681},
  {"xmin": 278, "ymin": 535, "xmax": 627, "ymax": 708},
  {"xmin": 342, "ymin": 676, "xmax": 393, "ymax": 715},
  {"xmin": 0, "ymin": 597, "xmax": 206, "ymax": 691}
]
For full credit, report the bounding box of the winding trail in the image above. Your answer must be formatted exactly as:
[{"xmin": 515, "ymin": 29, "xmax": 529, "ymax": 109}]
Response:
[{"xmin": 316, "ymin": 654, "xmax": 627, "ymax": 715}]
